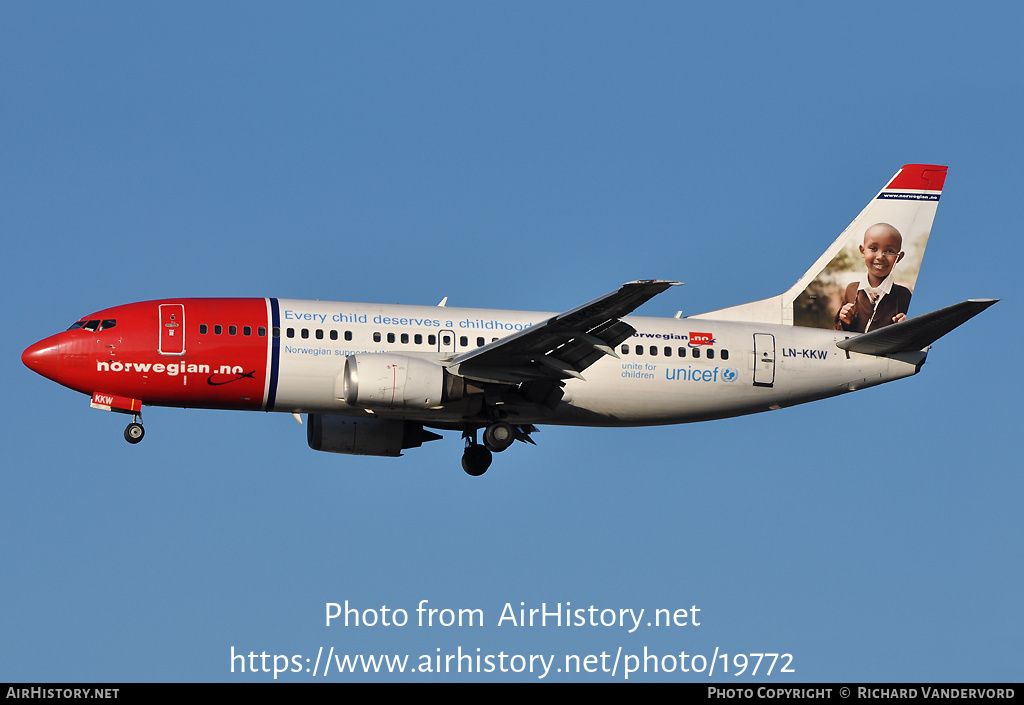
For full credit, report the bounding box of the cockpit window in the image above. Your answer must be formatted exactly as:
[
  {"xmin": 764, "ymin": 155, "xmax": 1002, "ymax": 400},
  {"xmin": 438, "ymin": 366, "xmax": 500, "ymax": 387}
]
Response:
[{"xmin": 68, "ymin": 318, "xmax": 116, "ymax": 331}]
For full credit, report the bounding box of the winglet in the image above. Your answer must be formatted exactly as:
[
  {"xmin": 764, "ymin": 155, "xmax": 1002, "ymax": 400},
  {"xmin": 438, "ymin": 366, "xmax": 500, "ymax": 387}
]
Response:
[{"xmin": 836, "ymin": 299, "xmax": 997, "ymax": 355}]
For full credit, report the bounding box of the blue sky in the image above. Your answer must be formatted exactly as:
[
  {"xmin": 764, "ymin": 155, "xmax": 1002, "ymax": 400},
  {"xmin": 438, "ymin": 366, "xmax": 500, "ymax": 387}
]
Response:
[{"xmin": 2, "ymin": 2, "xmax": 1020, "ymax": 682}]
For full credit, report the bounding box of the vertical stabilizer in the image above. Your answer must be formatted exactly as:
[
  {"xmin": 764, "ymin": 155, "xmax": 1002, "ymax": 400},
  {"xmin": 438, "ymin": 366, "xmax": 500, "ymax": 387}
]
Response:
[{"xmin": 694, "ymin": 164, "xmax": 947, "ymax": 329}]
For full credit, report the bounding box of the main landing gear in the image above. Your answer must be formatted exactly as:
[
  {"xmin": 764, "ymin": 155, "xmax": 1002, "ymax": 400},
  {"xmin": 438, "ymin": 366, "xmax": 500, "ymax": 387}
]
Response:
[
  {"xmin": 483, "ymin": 420, "xmax": 515, "ymax": 452},
  {"xmin": 460, "ymin": 421, "xmax": 526, "ymax": 476},
  {"xmin": 124, "ymin": 414, "xmax": 145, "ymax": 444},
  {"xmin": 461, "ymin": 441, "xmax": 492, "ymax": 477}
]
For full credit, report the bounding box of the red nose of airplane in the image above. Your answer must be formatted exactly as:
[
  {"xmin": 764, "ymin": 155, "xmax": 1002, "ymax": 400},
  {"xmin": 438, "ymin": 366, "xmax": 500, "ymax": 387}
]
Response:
[{"xmin": 22, "ymin": 334, "xmax": 64, "ymax": 382}]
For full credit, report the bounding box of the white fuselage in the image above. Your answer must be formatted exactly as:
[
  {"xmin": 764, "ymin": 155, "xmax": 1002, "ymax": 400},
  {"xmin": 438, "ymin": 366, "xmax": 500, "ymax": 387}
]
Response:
[{"xmin": 270, "ymin": 299, "xmax": 924, "ymax": 427}]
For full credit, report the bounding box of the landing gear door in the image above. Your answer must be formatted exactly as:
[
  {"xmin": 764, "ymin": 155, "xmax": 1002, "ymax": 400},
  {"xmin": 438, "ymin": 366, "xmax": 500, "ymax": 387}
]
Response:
[
  {"xmin": 753, "ymin": 333, "xmax": 775, "ymax": 387},
  {"xmin": 159, "ymin": 303, "xmax": 185, "ymax": 355}
]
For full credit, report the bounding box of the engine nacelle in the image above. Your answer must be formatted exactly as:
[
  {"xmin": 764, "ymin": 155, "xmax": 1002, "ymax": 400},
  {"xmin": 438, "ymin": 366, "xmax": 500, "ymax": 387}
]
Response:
[
  {"xmin": 341, "ymin": 353, "xmax": 458, "ymax": 410},
  {"xmin": 307, "ymin": 415, "xmax": 442, "ymax": 457}
]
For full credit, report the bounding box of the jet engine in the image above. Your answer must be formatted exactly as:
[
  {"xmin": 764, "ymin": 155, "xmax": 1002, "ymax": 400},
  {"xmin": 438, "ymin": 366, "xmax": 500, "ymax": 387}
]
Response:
[
  {"xmin": 306, "ymin": 415, "xmax": 442, "ymax": 457},
  {"xmin": 341, "ymin": 353, "xmax": 462, "ymax": 410}
]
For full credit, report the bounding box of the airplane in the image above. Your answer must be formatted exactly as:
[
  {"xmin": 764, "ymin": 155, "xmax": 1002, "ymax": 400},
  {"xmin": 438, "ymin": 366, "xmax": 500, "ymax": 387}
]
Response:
[{"xmin": 22, "ymin": 164, "xmax": 996, "ymax": 476}]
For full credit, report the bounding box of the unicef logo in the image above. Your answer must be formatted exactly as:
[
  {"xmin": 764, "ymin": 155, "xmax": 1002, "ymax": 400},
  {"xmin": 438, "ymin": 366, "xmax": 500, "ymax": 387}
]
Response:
[{"xmin": 721, "ymin": 367, "xmax": 739, "ymax": 383}]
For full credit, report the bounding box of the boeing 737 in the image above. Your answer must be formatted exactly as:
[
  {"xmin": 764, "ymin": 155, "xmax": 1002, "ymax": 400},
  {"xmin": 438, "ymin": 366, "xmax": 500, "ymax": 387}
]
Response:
[{"xmin": 22, "ymin": 164, "xmax": 996, "ymax": 475}]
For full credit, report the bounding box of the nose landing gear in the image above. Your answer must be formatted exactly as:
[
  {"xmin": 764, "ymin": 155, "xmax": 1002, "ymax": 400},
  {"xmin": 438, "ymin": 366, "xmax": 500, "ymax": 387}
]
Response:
[{"xmin": 124, "ymin": 414, "xmax": 145, "ymax": 444}]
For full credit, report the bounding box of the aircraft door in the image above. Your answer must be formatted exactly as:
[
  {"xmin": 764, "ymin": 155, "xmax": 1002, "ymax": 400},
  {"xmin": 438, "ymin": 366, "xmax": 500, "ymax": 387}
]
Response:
[
  {"xmin": 753, "ymin": 333, "xmax": 775, "ymax": 387},
  {"xmin": 159, "ymin": 303, "xmax": 185, "ymax": 355},
  {"xmin": 438, "ymin": 329, "xmax": 456, "ymax": 354}
]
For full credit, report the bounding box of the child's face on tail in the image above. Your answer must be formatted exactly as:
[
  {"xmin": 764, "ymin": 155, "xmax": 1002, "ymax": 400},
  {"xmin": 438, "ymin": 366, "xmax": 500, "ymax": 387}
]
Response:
[{"xmin": 859, "ymin": 225, "xmax": 904, "ymax": 285}]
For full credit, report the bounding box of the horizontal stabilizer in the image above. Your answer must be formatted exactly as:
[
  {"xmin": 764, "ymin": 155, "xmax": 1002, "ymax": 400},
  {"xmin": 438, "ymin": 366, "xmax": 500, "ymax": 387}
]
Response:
[{"xmin": 836, "ymin": 299, "xmax": 998, "ymax": 355}]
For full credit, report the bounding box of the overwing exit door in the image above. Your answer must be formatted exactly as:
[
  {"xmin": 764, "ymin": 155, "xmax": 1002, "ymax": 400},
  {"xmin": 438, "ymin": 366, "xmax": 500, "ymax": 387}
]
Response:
[{"xmin": 438, "ymin": 329, "xmax": 456, "ymax": 354}]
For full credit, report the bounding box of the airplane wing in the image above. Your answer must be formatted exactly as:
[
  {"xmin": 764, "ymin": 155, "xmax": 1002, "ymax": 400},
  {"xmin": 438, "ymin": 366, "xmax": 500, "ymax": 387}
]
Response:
[
  {"xmin": 836, "ymin": 299, "xmax": 998, "ymax": 355},
  {"xmin": 448, "ymin": 280, "xmax": 681, "ymax": 384}
]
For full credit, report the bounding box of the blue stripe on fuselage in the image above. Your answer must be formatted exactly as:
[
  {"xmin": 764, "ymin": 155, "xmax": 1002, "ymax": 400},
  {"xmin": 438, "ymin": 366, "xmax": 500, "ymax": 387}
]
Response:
[{"xmin": 267, "ymin": 297, "xmax": 281, "ymax": 411}]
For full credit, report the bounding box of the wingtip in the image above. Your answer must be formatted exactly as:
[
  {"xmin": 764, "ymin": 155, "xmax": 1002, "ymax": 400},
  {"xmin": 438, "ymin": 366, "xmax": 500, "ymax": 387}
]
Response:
[{"xmin": 625, "ymin": 279, "xmax": 684, "ymax": 287}]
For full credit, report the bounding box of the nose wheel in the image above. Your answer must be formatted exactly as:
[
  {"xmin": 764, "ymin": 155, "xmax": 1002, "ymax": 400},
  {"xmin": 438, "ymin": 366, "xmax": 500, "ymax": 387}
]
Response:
[{"xmin": 124, "ymin": 415, "xmax": 145, "ymax": 444}]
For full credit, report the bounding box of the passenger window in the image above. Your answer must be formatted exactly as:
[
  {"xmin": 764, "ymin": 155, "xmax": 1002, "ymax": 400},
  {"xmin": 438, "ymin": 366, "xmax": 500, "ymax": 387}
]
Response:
[
  {"xmin": 373, "ymin": 332, "xmax": 381, "ymax": 343},
  {"xmin": 401, "ymin": 333, "xmax": 409, "ymax": 344},
  {"xmin": 635, "ymin": 345, "xmax": 643, "ymax": 355},
  {"xmin": 721, "ymin": 349, "xmax": 729, "ymax": 360},
  {"xmin": 678, "ymin": 347, "xmax": 687, "ymax": 357},
  {"xmin": 664, "ymin": 346, "xmax": 671, "ymax": 357},
  {"xmin": 272, "ymin": 327, "xmax": 280, "ymax": 338},
  {"xmin": 460, "ymin": 336, "xmax": 468, "ymax": 347},
  {"xmin": 199, "ymin": 324, "xmax": 208, "ymax": 334},
  {"xmin": 429, "ymin": 335, "xmax": 437, "ymax": 345},
  {"xmin": 229, "ymin": 325, "xmax": 237, "ymax": 335},
  {"xmin": 345, "ymin": 331, "xmax": 352, "ymax": 341},
  {"xmin": 243, "ymin": 326, "xmax": 252, "ymax": 336},
  {"xmin": 477, "ymin": 337, "xmax": 485, "ymax": 347},
  {"xmin": 286, "ymin": 328, "xmax": 295, "ymax": 338},
  {"xmin": 259, "ymin": 327, "xmax": 267, "ymax": 337},
  {"xmin": 301, "ymin": 329, "xmax": 309, "ymax": 339},
  {"xmin": 707, "ymin": 348, "xmax": 715, "ymax": 359},
  {"xmin": 621, "ymin": 344, "xmax": 629, "ymax": 355},
  {"xmin": 414, "ymin": 334, "xmax": 422, "ymax": 345},
  {"xmin": 315, "ymin": 329, "xmax": 324, "ymax": 340},
  {"xmin": 330, "ymin": 330, "xmax": 338, "ymax": 340},
  {"xmin": 215, "ymin": 325, "xmax": 223, "ymax": 335},
  {"xmin": 387, "ymin": 333, "xmax": 396, "ymax": 344},
  {"xmin": 649, "ymin": 346, "xmax": 657, "ymax": 356},
  {"xmin": 692, "ymin": 348, "xmax": 700, "ymax": 358}
]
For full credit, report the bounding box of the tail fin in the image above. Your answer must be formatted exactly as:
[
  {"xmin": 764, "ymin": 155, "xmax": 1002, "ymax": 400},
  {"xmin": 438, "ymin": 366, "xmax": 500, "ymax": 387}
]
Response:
[{"xmin": 694, "ymin": 164, "xmax": 947, "ymax": 328}]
